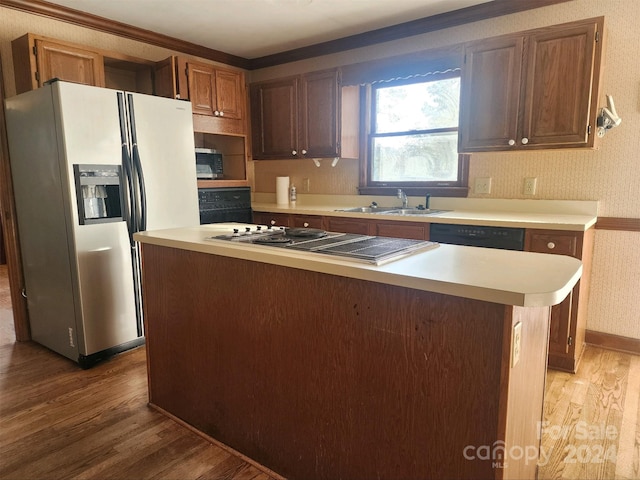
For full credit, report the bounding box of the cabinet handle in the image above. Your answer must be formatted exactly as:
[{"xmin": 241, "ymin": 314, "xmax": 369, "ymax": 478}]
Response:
[
  {"xmin": 521, "ymin": 137, "xmax": 529, "ymax": 145},
  {"xmin": 303, "ymin": 222, "xmax": 309, "ymax": 227},
  {"xmin": 270, "ymin": 220, "xmax": 276, "ymax": 225},
  {"xmin": 301, "ymin": 149, "xmax": 307, "ymax": 155},
  {"xmin": 547, "ymin": 242, "xmax": 556, "ymax": 249},
  {"xmin": 508, "ymin": 139, "xmax": 516, "ymax": 146},
  {"xmin": 219, "ymin": 111, "xmax": 224, "ymax": 117},
  {"xmin": 292, "ymin": 150, "xmax": 297, "ymax": 156},
  {"xmin": 214, "ymin": 110, "xmax": 220, "ymax": 116}
]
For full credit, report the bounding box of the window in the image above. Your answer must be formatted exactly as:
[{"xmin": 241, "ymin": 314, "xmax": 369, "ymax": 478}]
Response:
[{"xmin": 360, "ymin": 70, "xmax": 468, "ymax": 196}]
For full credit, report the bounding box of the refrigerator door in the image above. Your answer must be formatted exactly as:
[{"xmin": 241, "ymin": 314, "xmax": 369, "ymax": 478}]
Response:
[
  {"xmin": 55, "ymin": 82, "xmax": 140, "ymax": 356},
  {"xmin": 126, "ymin": 92, "xmax": 199, "ymax": 231}
]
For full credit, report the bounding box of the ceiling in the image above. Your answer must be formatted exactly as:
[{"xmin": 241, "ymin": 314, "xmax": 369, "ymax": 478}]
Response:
[{"xmin": 41, "ymin": 0, "xmax": 493, "ymax": 59}]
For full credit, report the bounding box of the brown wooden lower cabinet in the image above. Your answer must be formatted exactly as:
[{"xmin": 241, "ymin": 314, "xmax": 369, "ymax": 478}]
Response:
[
  {"xmin": 252, "ymin": 211, "xmax": 594, "ymax": 374},
  {"xmin": 253, "ymin": 212, "xmax": 431, "ymax": 240},
  {"xmin": 525, "ymin": 228, "xmax": 594, "ymax": 373},
  {"xmin": 140, "ymin": 243, "xmax": 550, "ymax": 480}
]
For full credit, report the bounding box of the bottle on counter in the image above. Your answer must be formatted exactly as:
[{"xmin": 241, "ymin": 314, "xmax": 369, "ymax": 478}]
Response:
[{"xmin": 290, "ymin": 184, "xmax": 297, "ymax": 203}]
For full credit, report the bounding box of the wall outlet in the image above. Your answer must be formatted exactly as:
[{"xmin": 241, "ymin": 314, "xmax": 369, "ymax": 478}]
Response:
[
  {"xmin": 302, "ymin": 177, "xmax": 310, "ymax": 193},
  {"xmin": 474, "ymin": 177, "xmax": 492, "ymax": 194},
  {"xmin": 524, "ymin": 177, "xmax": 537, "ymax": 196},
  {"xmin": 511, "ymin": 321, "xmax": 522, "ymax": 368}
]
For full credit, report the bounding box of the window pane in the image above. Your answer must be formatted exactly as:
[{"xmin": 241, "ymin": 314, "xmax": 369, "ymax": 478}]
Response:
[
  {"xmin": 371, "ymin": 132, "xmax": 458, "ymax": 182},
  {"xmin": 375, "ymin": 77, "xmax": 460, "ymax": 134}
]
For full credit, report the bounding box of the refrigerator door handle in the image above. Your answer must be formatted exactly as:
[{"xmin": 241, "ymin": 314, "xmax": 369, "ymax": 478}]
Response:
[
  {"xmin": 127, "ymin": 94, "xmax": 148, "ymax": 232},
  {"xmin": 117, "ymin": 92, "xmax": 136, "ymax": 244}
]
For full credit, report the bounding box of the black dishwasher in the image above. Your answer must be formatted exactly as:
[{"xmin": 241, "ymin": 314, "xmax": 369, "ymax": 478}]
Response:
[{"xmin": 429, "ymin": 223, "xmax": 525, "ymax": 251}]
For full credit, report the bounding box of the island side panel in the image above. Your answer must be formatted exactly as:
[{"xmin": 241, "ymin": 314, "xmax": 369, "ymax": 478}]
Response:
[
  {"xmin": 140, "ymin": 244, "xmax": 540, "ymax": 480},
  {"xmin": 497, "ymin": 305, "xmax": 551, "ymax": 480}
]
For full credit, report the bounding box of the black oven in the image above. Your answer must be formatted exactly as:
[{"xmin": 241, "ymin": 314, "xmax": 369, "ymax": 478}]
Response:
[{"xmin": 198, "ymin": 187, "xmax": 252, "ymax": 224}]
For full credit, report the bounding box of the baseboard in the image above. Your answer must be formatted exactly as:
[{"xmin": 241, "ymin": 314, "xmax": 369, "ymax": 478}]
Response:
[
  {"xmin": 585, "ymin": 330, "xmax": 640, "ymax": 355},
  {"xmin": 147, "ymin": 402, "xmax": 286, "ymax": 480}
]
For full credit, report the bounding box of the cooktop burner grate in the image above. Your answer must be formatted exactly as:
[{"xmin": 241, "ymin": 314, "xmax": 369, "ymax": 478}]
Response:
[{"xmin": 208, "ymin": 228, "xmax": 438, "ymax": 264}]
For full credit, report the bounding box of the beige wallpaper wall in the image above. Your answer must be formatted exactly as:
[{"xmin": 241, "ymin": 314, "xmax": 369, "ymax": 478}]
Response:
[
  {"xmin": 249, "ymin": 0, "xmax": 640, "ymax": 341},
  {"xmin": 0, "ymin": 2, "xmax": 638, "ymax": 340}
]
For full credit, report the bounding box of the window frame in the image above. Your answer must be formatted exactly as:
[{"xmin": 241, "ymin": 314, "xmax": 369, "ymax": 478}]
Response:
[{"xmin": 358, "ymin": 71, "xmax": 469, "ymax": 197}]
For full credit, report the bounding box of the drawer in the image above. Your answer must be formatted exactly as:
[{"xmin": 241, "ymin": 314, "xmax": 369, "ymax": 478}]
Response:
[
  {"xmin": 373, "ymin": 222, "xmax": 428, "ymax": 240},
  {"xmin": 253, "ymin": 212, "xmax": 291, "ymax": 227},
  {"xmin": 526, "ymin": 232, "xmax": 578, "ymax": 257},
  {"xmin": 326, "ymin": 217, "xmax": 371, "ymax": 235},
  {"xmin": 291, "ymin": 215, "xmax": 324, "ymax": 229}
]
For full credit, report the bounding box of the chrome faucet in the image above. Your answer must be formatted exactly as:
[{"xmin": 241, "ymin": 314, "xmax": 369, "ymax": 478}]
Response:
[{"xmin": 397, "ymin": 189, "xmax": 408, "ymax": 208}]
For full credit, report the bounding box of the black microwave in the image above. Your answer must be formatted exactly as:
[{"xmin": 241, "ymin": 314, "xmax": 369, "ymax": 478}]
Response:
[{"xmin": 195, "ymin": 148, "xmax": 223, "ymax": 179}]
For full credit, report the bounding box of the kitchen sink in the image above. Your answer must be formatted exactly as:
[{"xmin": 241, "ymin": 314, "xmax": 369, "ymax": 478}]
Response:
[
  {"xmin": 337, "ymin": 207, "xmax": 448, "ymax": 216},
  {"xmin": 336, "ymin": 206, "xmax": 399, "ymax": 213},
  {"xmin": 385, "ymin": 209, "xmax": 449, "ymax": 216}
]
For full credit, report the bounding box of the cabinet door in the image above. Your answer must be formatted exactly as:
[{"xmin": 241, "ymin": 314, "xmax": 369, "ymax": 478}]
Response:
[
  {"xmin": 521, "ymin": 23, "xmax": 599, "ymax": 147},
  {"xmin": 215, "ymin": 69, "xmax": 243, "ymax": 120},
  {"xmin": 373, "ymin": 221, "xmax": 428, "ymax": 240},
  {"xmin": 548, "ymin": 290, "xmax": 573, "ymax": 355},
  {"xmin": 250, "ymin": 78, "xmax": 299, "ymax": 159},
  {"xmin": 459, "ymin": 35, "xmax": 523, "ymax": 152},
  {"xmin": 35, "ymin": 39, "xmax": 105, "ymax": 89},
  {"xmin": 299, "ymin": 69, "xmax": 340, "ymax": 158},
  {"xmin": 187, "ymin": 62, "xmax": 217, "ymax": 116},
  {"xmin": 154, "ymin": 56, "xmax": 177, "ymax": 99}
]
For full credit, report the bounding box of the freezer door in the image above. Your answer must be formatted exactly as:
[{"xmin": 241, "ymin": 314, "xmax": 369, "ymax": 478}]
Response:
[
  {"xmin": 55, "ymin": 82, "xmax": 139, "ymax": 355},
  {"xmin": 5, "ymin": 86, "xmax": 80, "ymax": 360},
  {"xmin": 126, "ymin": 92, "xmax": 199, "ymax": 230}
]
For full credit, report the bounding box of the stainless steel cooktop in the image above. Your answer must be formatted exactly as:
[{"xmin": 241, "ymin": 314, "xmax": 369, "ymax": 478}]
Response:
[{"xmin": 208, "ymin": 226, "xmax": 438, "ymax": 265}]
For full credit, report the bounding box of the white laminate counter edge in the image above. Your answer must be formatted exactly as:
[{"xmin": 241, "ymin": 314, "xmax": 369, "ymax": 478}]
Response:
[
  {"xmin": 251, "ymin": 196, "xmax": 598, "ymax": 231},
  {"xmin": 252, "ymin": 203, "xmax": 596, "ymax": 231},
  {"xmin": 135, "ymin": 224, "xmax": 583, "ymax": 309}
]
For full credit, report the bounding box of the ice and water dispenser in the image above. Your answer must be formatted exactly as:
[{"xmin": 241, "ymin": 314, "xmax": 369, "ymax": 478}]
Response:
[{"xmin": 73, "ymin": 164, "xmax": 124, "ymax": 225}]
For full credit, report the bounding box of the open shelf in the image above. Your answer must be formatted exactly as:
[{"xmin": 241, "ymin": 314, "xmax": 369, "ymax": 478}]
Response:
[{"xmin": 193, "ymin": 132, "xmax": 247, "ymax": 185}]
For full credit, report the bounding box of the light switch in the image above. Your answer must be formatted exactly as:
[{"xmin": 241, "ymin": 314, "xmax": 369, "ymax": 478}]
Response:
[{"xmin": 511, "ymin": 321, "xmax": 522, "ymax": 368}]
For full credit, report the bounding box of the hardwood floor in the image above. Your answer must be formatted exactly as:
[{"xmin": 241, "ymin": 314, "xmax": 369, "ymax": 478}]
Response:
[
  {"xmin": 0, "ymin": 263, "xmax": 638, "ymax": 479},
  {"xmin": 539, "ymin": 347, "xmax": 640, "ymax": 480},
  {"xmin": 0, "ymin": 266, "xmax": 277, "ymax": 480}
]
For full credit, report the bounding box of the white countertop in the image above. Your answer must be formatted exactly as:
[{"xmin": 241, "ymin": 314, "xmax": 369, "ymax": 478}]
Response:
[
  {"xmin": 134, "ymin": 223, "xmax": 583, "ymax": 308},
  {"xmin": 251, "ymin": 196, "xmax": 598, "ymax": 231}
]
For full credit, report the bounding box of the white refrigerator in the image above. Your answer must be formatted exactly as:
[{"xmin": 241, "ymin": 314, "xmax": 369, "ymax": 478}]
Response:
[{"xmin": 5, "ymin": 80, "xmax": 200, "ymax": 367}]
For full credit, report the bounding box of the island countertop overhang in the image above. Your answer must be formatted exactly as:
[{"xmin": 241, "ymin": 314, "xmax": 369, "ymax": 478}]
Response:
[{"xmin": 134, "ymin": 223, "xmax": 582, "ymax": 308}]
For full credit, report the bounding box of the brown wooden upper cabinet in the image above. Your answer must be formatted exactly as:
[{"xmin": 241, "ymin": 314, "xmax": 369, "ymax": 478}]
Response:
[
  {"xmin": 12, "ymin": 34, "xmax": 105, "ymax": 94},
  {"xmin": 154, "ymin": 57, "xmax": 246, "ymax": 135},
  {"xmin": 185, "ymin": 61, "xmax": 243, "ymax": 120},
  {"xmin": 459, "ymin": 17, "xmax": 604, "ymax": 152},
  {"xmin": 12, "ymin": 33, "xmax": 156, "ymax": 96},
  {"xmin": 250, "ymin": 69, "xmax": 357, "ymax": 160}
]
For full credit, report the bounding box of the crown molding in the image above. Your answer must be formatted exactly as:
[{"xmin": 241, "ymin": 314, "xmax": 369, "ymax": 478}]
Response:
[
  {"xmin": 1, "ymin": 0, "xmax": 574, "ymax": 70},
  {"xmin": 0, "ymin": 0, "xmax": 252, "ymax": 69},
  {"xmin": 249, "ymin": 0, "xmax": 574, "ymax": 69}
]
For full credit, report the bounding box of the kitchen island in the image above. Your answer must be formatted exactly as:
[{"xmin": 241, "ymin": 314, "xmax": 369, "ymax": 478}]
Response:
[{"xmin": 135, "ymin": 224, "xmax": 582, "ymax": 480}]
